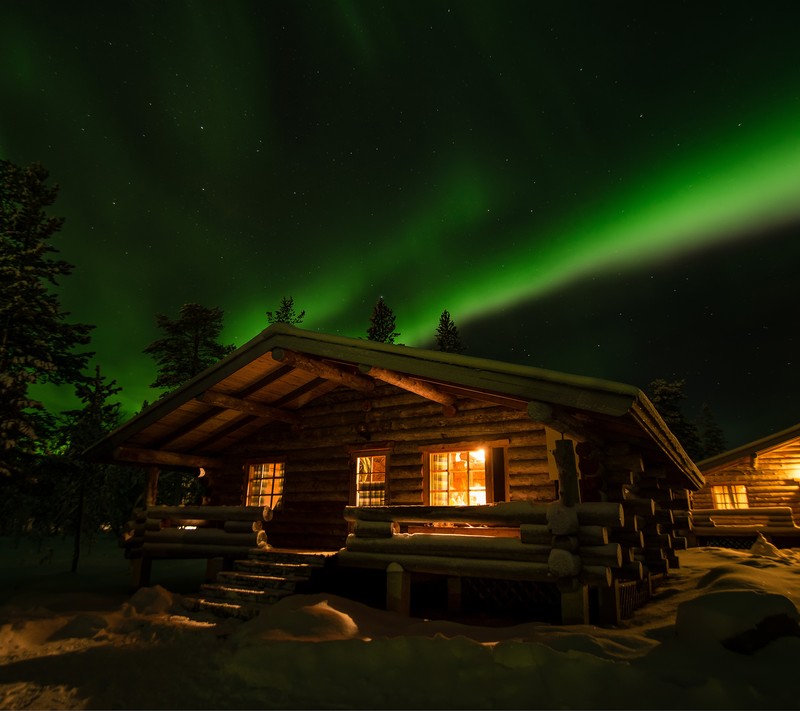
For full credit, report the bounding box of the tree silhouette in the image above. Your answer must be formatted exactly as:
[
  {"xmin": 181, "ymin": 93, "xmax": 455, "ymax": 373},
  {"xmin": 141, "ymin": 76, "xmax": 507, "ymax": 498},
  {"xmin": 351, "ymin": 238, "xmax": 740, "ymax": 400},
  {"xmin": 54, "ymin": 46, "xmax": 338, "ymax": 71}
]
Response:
[
  {"xmin": 367, "ymin": 297, "xmax": 400, "ymax": 344},
  {"xmin": 435, "ymin": 310, "xmax": 464, "ymax": 353},
  {"xmin": 646, "ymin": 378, "xmax": 703, "ymax": 460},
  {"xmin": 266, "ymin": 296, "xmax": 305, "ymax": 325},
  {"xmin": 143, "ymin": 303, "xmax": 234, "ymax": 393},
  {"xmin": 0, "ymin": 159, "xmax": 93, "ymax": 477},
  {"xmin": 61, "ymin": 365, "xmax": 122, "ymax": 571},
  {"xmin": 696, "ymin": 402, "xmax": 727, "ymax": 459}
]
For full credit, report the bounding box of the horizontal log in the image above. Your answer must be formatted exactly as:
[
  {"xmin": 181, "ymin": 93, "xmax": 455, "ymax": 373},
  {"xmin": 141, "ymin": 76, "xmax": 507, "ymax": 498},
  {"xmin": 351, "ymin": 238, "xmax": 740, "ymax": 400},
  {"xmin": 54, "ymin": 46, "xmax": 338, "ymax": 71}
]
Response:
[
  {"xmin": 345, "ymin": 533, "xmax": 552, "ymax": 563},
  {"xmin": 344, "ymin": 502, "xmax": 549, "ymax": 525},
  {"xmin": 139, "ymin": 543, "xmax": 256, "ymax": 559},
  {"xmin": 336, "ymin": 549, "xmax": 554, "ymax": 583},
  {"xmin": 608, "ymin": 529, "xmax": 645, "ymax": 548},
  {"xmin": 143, "ymin": 529, "xmax": 258, "ymax": 546},
  {"xmin": 695, "ymin": 506, "xmax": 794, "ymax": 517},
  {"xmin": 223, "ymin": 520, "xmax": 262, "ymax": 533},
  {"xmin": 617, "ymin": 561, "xmax": 644, "ymax": 580},
  {"xmin": 144, "ymin": 505, "xmax": 269, "ymax": 522},
  {"xmin": 113, "ymin": 446, "xmax": 225, "ymax": 469},
  {"xmin": 581, "ymin": 543, "xmax": 623, "ymax": 569},
  {"xmin": 520, "ymin": 524, "xmax": 608, "ymax": 546},
  {"xmin": 621, "ymin": 498, "xmax": 656, "ymax": 516},
  {"xmin": 406, "ymin": 525, "xmax": 519, "ymax": 538},
  {"xmin": 353, "ymin": 520, "xmax": 399, "ymax": 538},
  {"xmin": 196, "ymin": 390, "xmax": 302, "ymax": 425}
]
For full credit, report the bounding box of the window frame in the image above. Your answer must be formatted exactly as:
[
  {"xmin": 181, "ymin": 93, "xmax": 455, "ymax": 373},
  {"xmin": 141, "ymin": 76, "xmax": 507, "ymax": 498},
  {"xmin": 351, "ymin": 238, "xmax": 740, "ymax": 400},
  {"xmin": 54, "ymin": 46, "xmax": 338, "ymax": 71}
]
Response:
[
  {"xmin": 421, "ymin": 440, "xmax": 508, "ymax": 506},
  {"xmin": 711, "ymin": 484, "xmax": 748, "ymax": 510},
  {"xmin": 351, "ymin": 449, "xmax": 391, "ymax": 507},
  {"xmin": 244, "ymin": 461, "xmax": 286, "ymax": 510}
]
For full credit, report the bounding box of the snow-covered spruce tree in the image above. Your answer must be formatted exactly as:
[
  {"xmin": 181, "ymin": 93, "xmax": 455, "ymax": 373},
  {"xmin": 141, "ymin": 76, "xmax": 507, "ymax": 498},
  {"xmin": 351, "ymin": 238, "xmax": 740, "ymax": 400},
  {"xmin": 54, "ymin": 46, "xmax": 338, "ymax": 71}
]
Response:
[
  {"xmin": 0, "ymin": 160, "xmax": 93, "ymax": 478},
  {"xmin": 143, "ymin": 303, "xmax": 235, "ymax": 394},
  {"xmin": 366, "ymin": 297, "xmax": 400, "ymax": 344},
  {"xmin": 266, "ymin": 295, "xmax": 305, "ymax": 325},
  {"xmin": 435, "ymin": 309, "xmax": 465, "ymax": 353}
]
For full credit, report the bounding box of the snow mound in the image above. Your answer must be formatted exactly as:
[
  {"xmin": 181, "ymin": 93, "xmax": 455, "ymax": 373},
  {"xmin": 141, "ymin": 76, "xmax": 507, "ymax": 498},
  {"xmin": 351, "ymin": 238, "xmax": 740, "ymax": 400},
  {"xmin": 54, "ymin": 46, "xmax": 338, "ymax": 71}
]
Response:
[
  {"xmin": 124, "ymin": 585, "xmax": 177, "ymax": 616},
  {"xmin": 47, "ymin": 613, "xmax": 108, "ymax": 642},
  {"xmin": 676, "ymin": 589, "xmax": 800, "ymax": 647},
  {"xmin": 750, "ymin": 532, "xmax": 785, "ymax": 559},
  {"xmin": 233, "ymin": 596, "xmax": 360, "ymax": 642}
]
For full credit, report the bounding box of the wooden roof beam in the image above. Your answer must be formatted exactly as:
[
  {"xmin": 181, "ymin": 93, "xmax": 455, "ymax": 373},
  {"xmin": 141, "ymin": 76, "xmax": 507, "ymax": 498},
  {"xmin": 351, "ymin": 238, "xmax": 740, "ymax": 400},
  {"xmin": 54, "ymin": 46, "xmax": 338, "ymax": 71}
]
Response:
[
  {"xmin": 361, "ymin": 365, "xmax": 458, "ymax": 416},
  {"xmin": 196, "ymin": 390, "xmax": 302, "ymax": 425},
  {"xmin": 527, "ymin": 400, "xmax": 603, "ymax": 445},
  {"xmin": 113, "ymin": 446, "xmax": 225, "ymax": 469},
  {"xmin": 271, "ymin": 348, "xmax": 375, "ymax": 393}
]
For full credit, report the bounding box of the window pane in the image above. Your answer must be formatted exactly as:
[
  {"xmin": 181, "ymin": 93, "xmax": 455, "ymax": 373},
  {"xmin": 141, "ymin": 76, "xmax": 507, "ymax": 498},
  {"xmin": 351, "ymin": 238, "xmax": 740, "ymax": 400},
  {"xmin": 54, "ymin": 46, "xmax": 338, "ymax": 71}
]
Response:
[
  {"xmin": 712, "ymin": 484, "xmax": 747, "ymax": 509},
  {"xmin": 247, "ymin": 462, "xmax": 285, "ymax": 509},
  {"xmin": 356, "ymin": 455, "xmax": 387, "ymax": 506},
  {"xmin": 429, "ymin": 448, "xmax": 487, "ymax": 506}
]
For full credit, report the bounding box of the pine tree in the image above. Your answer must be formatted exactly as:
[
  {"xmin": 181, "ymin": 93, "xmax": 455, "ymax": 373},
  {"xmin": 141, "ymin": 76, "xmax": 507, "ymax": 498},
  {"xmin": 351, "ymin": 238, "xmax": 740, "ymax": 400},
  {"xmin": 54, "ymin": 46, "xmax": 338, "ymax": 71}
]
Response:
[
  {"xmin": 0, "ymin": 160, "xmax": 93, "ymax": 477},
  {"xmin": 367, "ymin": 297, "xmax": 400, "ymax": 344},
  {"xmin": 266, "ymin": 296, "xmax": 305, "ymax": 325},
  {"xmin": 696, "ymin": 402, "xmax": 727, "ymax": 459},
  {"xmin": 435, "ymin": 310, "xmax": 464, "ymax": 353},
  {"xmin": 60, "ymin": 365, "xmax": 123, "ymax": 571},
  {"xmin": 646, "ymin": 378, "xmax": 703, "ymax": 460},
  {"xmin": 143, "ymin": 303, "xmax": 235, "ymax": 393}
]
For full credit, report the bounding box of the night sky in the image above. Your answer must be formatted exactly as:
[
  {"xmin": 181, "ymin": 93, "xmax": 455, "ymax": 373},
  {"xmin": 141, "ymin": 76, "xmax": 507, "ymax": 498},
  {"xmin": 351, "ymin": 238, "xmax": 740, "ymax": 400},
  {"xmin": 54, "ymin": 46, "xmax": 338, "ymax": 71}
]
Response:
[{"xmin": 2, "ymin": 1, "xmax": 798, "ymax": 449}]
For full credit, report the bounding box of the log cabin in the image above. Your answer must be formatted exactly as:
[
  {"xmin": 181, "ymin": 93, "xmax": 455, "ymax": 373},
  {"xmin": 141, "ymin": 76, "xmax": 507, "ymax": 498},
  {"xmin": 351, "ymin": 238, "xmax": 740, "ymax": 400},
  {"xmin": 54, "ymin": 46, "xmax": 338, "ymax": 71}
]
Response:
[
  {"xmin": 692, "ymin": 422, "xmax": 800, "ymax": 547},
  {"xmin": 86, "ymin": 324, "xmax": 704, "ymax": 624}
]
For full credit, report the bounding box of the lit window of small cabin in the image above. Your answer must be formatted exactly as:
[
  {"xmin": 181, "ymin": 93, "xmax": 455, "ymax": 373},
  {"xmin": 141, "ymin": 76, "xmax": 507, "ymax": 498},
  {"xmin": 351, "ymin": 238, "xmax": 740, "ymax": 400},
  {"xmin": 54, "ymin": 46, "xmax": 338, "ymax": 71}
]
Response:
[
  {"xmin": 429, "ymin": 448, "xmax": 487, "ymax": 506},
  {"xmin": 246, "ymin": 462, "xmax": 285, "ymax": 509},
  {"xmin": 712, "ymin": 484, "xmax": 748, "ymax": 509},
  {"xmin": 355, "ymin": 454, "xmax": 387, "ymax": 506}
]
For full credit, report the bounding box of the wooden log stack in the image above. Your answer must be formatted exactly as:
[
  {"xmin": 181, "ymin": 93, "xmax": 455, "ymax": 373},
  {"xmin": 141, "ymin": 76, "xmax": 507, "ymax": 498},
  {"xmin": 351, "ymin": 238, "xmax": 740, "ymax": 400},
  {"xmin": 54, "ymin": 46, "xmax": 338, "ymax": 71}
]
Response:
[{"xmin": 121, "ymin": 505, "xmax": 271, "ymax": 587}]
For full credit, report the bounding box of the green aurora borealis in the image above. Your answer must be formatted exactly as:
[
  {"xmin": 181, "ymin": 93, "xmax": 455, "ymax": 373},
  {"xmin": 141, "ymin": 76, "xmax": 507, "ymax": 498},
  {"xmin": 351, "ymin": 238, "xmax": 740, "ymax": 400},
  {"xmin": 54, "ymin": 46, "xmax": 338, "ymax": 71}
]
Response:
[{"xmin": 2, "ymin": 1, "xmax": 798, "ymax": 447}]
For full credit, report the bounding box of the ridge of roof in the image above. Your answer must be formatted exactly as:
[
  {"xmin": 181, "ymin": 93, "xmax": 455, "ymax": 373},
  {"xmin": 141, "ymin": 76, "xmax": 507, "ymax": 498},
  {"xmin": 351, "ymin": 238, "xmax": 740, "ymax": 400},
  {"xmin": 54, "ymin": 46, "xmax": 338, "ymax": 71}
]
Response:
[
  {"xmin": 84, "ymin": 325, "xmax": 702, "ymax": 487},
  {"xmin": 698, "ymin": 421, "xmax": 800, "ymax": 470}
]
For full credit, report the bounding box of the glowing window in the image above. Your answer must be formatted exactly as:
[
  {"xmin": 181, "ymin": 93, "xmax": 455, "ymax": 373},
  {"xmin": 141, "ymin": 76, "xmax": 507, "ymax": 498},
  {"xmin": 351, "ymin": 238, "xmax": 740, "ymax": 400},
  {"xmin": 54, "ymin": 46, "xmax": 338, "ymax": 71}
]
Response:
[
  {"xmin": 246, "ymin": 463, "xmax": 285, "ymax": 509},
  {"xmin": 712, "ymin": 484, "xmax": 748, "ymax": 509},
  {"xmin": 356, "ymin": 455, "xmax": 387, "ymax": 506},
  {"xmin": 429, "ymin": 449, "xmax": 486, "ymax": 506}
]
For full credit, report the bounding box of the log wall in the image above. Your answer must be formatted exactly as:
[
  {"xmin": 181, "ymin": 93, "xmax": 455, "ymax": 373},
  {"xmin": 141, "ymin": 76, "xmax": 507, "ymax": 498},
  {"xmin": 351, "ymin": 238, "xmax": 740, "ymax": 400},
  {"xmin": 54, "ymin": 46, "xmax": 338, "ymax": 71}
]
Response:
[
  {"xmin": 693, "ymin": 464, "xmax": 800, "ymax": 520},
  {"xmin": 227, "ymin": 384, "xmax": 554, "ymax": 549}
]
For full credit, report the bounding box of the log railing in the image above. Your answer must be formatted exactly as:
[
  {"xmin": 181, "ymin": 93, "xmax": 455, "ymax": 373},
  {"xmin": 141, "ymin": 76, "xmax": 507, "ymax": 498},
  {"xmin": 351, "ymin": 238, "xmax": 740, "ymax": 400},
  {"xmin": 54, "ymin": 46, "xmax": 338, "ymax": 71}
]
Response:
[
  {"xmin": 122, "ymin": 505, "xmax": 271, "ymax": 586},
  {"xmin": 339, "ymin": 499, "xmax": 647, "ymax": 623},
  {"xmin": 692, "ymin": 506, "xmax": 800, "ymax": 537}
]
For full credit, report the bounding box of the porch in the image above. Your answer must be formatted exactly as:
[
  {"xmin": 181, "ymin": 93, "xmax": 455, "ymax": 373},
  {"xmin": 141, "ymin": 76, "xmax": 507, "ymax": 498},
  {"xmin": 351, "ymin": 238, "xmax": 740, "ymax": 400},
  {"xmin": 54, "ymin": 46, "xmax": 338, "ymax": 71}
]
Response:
[{"xmin": 122, "ymin": 496, "xmax": 679, "ymax": 625}]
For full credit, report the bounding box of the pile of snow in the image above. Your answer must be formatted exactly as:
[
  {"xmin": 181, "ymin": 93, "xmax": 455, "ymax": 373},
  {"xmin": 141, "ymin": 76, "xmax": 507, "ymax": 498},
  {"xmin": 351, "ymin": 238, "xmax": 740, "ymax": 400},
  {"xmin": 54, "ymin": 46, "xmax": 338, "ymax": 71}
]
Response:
[{"xmin": 3, "ymin": 536, "xmax": 800, "ymax": 709}]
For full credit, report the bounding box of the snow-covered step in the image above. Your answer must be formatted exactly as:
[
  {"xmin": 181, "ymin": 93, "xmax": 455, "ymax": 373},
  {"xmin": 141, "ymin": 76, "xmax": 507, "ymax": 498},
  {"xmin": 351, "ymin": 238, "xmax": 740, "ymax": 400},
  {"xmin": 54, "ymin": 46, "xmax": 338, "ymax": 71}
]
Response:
[
  {"xmin": 200, "ymin": 582, "xmax": 293, "ymax": 605},
  {"xmin": 191, "ymin": 597, "xmax": 259, "ymax": 620},
  {"xmin": 216, "ymin": 571, "xmax": 304, "ymax": 591},
  {"xmin": 246, "ymin": 550, "xmax": 330, "ymax": 566},
  {"xmin": 233, "ymin": 559, "xmax": 318, "ymax": 577}
]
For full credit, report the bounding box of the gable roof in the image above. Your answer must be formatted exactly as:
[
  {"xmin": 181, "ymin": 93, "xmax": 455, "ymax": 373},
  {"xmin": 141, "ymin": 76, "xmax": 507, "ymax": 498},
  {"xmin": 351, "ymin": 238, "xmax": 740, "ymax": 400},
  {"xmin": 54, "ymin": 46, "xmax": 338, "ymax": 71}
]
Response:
[
  {"xmin": 86, "ymin": 324, "xmax": 703, "ymax": 489},
  {"xmin": 698, "ymin": 421, "xmax": 800, "ymax": 473}
]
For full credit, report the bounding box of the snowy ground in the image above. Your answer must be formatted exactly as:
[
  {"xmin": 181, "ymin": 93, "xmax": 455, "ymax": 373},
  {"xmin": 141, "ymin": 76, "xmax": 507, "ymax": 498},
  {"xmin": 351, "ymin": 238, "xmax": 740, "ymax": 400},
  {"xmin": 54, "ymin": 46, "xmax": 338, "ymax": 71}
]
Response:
[{"xmin": 2, "ymin": 535, "xmax": 800, "ymax": 710}]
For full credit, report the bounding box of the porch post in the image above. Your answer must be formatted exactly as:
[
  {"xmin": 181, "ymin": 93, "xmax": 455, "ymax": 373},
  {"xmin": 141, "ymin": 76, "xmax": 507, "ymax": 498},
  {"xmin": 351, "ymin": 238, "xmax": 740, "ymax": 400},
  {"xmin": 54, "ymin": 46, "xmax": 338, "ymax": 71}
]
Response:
[
  {"xmin": 145, "ymin": 465, "xmax": 160, "ymax": 507},
  {"xmin": 386, "ymin": 562, "xmax": 410, "ymax": 615}
]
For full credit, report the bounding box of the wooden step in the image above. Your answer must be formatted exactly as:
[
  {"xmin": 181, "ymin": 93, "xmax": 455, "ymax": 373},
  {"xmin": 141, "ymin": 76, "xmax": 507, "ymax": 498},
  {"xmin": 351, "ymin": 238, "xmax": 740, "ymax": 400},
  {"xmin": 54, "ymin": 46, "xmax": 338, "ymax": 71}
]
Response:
[
  {"xmin": 189, "ymin": 597, "xmax": 260, "ymax": 620},
  {"xmin": 234, "ymin": 559, "xmax": 319, "ymax": 577},
  {"xmin": 247, "ymin": 549, "xmax": 330, "ymax": 566},
  {"xmin": 216, "ymin": 571, "xmax": 305, "ymax": 591},
  {"xmin": 199, "ymin": 582, "xmax": 294, "ymax": 604}
]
